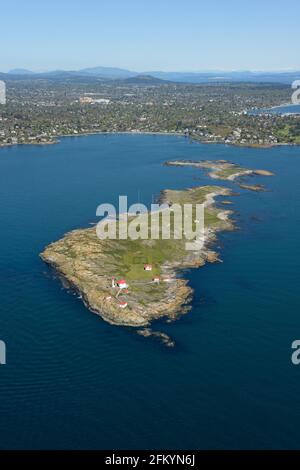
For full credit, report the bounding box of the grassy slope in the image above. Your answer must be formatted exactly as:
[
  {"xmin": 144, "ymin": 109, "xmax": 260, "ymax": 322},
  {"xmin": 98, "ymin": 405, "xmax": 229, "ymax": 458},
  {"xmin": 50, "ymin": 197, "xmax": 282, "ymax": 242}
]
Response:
[
  {"xmin": 103, "ymin": 186, "xmax": 229, "ymax": 281},
  {"xmin": 46, "ymin": 186, "xmax": 230, "ymax": 286}
]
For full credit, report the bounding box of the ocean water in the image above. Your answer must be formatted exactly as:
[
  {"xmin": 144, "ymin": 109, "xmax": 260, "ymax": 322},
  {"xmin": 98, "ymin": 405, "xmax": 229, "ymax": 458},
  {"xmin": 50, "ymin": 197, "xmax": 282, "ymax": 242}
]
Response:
[
  {"xmin": 0, "ymin": 134, "xmax": 300, "ymax": 450},
  {"xmin": 250, "ymin": 104, "xmax": 300, "ymax": 115}
]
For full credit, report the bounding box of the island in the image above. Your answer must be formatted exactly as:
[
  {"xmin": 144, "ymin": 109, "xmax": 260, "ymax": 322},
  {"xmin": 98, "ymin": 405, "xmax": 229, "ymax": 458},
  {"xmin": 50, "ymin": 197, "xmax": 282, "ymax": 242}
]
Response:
[
  {"xmin": 239, "ymin": 183, "xmax": 267, "ymax": 192},
  {"xmin": 164, "ymin": 159, "xmax": 274, "ymax": 181},
  {"xmin": 41, "ymin": 186, "xmax": 234, "ymax": 334}
]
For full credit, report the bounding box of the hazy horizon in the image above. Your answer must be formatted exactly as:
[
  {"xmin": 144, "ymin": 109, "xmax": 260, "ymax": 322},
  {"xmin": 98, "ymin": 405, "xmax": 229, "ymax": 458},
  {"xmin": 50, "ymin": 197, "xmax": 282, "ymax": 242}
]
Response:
[{"xmin": 2, "ymin": 66, "xmax": 300, "ymax": 74}]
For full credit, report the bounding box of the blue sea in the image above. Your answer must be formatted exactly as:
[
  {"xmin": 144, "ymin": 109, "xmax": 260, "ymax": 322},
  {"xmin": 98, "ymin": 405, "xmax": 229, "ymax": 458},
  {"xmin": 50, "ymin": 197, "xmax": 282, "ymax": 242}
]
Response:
[
  {"xmin": 250, "ymin": 104, "xmax": 300, "ymax": 115},
  {"xmin": 0, "ymin": 134, "xmax": 300, "ymax": 449}
]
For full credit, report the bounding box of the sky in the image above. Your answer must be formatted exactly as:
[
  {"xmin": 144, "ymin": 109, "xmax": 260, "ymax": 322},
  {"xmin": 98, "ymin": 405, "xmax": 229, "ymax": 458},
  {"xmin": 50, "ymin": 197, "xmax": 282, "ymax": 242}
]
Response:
[{"xmin": 0, "ymin": 0, "xmax": 299, "ymax": 72}]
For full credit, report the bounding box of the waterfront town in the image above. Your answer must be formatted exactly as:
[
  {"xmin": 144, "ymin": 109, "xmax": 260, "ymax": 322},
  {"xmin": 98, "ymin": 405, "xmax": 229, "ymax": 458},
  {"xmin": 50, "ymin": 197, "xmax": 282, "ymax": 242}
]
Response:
[{"xmin": 0, "ymin": 75, "xmax": 299, "ymax": 147}]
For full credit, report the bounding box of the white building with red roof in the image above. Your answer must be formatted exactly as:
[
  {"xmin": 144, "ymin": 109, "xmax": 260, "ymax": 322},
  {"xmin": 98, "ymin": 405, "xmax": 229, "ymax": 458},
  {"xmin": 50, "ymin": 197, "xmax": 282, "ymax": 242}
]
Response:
[{"xmin": 117, "ymin": 279, "xmax": 128, "ymax": 289}]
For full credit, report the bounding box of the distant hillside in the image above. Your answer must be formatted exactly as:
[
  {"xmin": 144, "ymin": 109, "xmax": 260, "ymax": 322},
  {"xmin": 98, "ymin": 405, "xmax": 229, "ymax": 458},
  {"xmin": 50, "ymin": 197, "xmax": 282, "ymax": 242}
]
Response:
[
  {"xmin": 8, "ymin": 68, "xmax": 35, "ymax": 75},
  {"xmin": 80, "ymin": 66, "xmax": 136, "ymax": 79},
  {"xmin": 120, "ymin": 74, "xmax": 170, "ymax": 85},
  {"xmin": 1, "ymin": 66, "xmax": 300, "ymax": 85},
  {"xmin": 147, "ymin": 70, "xmax": 300, "ymax": 85},
  {"xmin": 2, "ymin": 66, "xmax": 137, "ymax": 81}
]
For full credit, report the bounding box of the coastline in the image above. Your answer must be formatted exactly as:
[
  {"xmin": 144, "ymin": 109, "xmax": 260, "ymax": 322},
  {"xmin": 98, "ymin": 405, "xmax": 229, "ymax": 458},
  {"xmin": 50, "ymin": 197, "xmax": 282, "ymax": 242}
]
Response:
[
  {"xmin": 0, "ymin": 130, "xmax": 184, "ymax": 149},
  {"xmin": 1, "ymin": 129, "xmax": 299, "ymax": 150}
]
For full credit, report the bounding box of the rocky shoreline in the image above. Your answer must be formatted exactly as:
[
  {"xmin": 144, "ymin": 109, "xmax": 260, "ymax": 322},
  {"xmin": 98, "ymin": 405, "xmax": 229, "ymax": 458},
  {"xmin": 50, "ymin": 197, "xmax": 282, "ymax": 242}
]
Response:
[
  {"xmin": 40, "ymin": 186, "xmax": 234, "ymax": 335},
  {"xmin": 164, "ymin": 159, "xmax": 274, "ymax": 181}
]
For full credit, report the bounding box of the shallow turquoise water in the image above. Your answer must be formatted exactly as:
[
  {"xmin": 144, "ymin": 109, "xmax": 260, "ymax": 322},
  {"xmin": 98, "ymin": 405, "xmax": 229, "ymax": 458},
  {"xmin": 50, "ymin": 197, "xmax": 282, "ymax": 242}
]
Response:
[{"xmin": 0, "ymin": 134, "xmax": 300, "ymax": 449}]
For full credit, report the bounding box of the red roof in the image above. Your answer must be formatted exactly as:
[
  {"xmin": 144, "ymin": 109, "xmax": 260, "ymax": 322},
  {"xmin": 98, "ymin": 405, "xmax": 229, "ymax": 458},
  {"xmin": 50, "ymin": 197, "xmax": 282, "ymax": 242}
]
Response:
[{"xmin": 117, "ymin": 279, "xmax": 126, "ymax": 284}]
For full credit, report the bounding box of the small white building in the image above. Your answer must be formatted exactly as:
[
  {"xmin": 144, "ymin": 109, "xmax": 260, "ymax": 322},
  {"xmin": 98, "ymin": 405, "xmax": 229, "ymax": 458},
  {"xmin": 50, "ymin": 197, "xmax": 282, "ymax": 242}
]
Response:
[
  {"xmin": 119, "ymin": 301, "xmax": 128, "ymax": 309},
  {"xmin": 117, "ymin": 279, "xmax": 128, "ymax": 289}
]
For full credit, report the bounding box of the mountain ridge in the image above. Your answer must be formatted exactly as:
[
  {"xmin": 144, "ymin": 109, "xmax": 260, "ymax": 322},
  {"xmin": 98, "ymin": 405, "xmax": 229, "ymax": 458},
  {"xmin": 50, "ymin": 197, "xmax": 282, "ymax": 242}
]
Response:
[{"xmin": 2, "ymin": 67, "xmax": 300, "ymax": 84}]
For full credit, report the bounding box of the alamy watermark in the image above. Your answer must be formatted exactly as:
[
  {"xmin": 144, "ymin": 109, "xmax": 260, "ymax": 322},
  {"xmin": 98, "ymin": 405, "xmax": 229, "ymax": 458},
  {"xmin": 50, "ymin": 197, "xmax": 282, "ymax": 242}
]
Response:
[
  {"xmin": 291, "ymin": 80, "xmax": 300, "ymax": 105},
  {"xmin": 96, "ymin": 196, "xmax": 205, "ymax": 251},
  {"xmin": 0, "ymin": 80, "xmax": 6, "ymax": 105},
  {"xmin": 291, "ymin": 340, "xmax": 300, "ymax": 365},
  {"xmin": 0, "ymin": 340, "xmax": 6, "ymax": 365}
]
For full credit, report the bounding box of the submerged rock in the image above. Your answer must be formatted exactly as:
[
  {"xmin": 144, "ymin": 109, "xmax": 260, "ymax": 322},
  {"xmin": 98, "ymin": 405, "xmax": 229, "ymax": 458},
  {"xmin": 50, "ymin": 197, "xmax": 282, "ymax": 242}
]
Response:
[{"xmin": 137, "ymin": 328, "xmax": 176, "ymax": 347}]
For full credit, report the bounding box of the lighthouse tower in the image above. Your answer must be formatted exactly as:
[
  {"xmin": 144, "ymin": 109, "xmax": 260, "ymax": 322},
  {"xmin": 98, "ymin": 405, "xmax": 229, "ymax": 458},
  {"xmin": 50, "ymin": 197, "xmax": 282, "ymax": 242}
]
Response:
[{"xmin": 112, "ymin": 277, "xmax": 116, "ymax": 288}]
